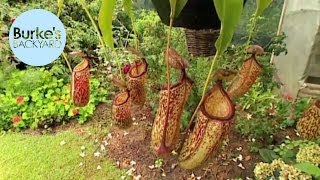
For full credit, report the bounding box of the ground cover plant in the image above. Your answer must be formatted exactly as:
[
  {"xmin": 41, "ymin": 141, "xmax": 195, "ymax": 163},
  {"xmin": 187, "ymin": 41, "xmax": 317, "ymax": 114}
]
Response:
[{"xmin": 0, "ymin": 0, "xmax": 319, "ymax": 179}]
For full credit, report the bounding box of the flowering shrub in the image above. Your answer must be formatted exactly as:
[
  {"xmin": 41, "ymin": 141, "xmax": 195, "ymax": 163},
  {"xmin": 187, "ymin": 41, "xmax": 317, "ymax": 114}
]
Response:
[{"xmin": 0, "ymin": 67, "xmax": 107, "ymax": 131}]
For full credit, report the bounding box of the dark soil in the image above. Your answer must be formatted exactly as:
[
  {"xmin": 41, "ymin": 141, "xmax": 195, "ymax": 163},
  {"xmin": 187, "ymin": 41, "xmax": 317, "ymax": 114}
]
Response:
[{"xmin": 106, "ymin": 105, "xmax": 263, "ymax": 180}]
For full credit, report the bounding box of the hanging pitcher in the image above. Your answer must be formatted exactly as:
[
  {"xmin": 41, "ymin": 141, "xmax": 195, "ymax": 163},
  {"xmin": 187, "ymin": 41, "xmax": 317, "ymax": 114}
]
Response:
[
  {"xmin": 71, "ymin": 57, "xmax": 90, "ymax": 107},
  {"xmin": 151, "ymin": 70, "xmax": 193, "ymax": 156},
  {"xmin": 127, "ymin": 58, "xmax": 148, "ymax": 107},
  {"xmin": 178, "ymin": 81, "xmax": 235, "ymax": 170},
  {"xmin": 296, "ymin": 100, "xmax": 320, "ymax": 139},
  {"xmin": 112, "ymin": 89, "xmax": 132, "ymax": 127},
  {"xmin": 227, "ymin": 45, "xmax": 263, "ymax": 98}
]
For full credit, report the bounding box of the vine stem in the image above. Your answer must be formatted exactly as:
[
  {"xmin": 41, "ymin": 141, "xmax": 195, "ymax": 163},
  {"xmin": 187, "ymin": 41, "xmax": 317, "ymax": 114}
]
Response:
[
  {"xmin": 56, "ymin": 4, "xmax": 72, "ymax": 73},
  {"xmin": 80, "ymin": 0, "xmax": 123, "ymax": 79},
  {"xmin": 158, "ymin": 17, "xmax": 174, "ymax": 154}
]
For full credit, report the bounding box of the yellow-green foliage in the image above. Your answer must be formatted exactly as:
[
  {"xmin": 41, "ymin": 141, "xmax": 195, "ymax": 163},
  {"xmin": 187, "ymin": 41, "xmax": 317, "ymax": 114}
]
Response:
[{"xmin": 296, "ymin": 144, "xmax": 320, "ymax": 166}]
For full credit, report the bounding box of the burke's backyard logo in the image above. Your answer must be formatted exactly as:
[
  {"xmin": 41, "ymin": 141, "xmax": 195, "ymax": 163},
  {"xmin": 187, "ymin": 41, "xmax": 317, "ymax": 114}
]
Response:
[
  {"xmin": 13, "ymin": 27, "xmax": 63, "ymax": 49},
  {"xmin": 9, "ymin": 9, "xmax": 66, "ymax": 66}
]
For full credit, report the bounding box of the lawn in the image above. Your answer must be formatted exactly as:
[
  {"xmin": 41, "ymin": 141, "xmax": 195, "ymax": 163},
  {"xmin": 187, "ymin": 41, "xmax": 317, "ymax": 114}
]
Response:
[{"xmin": 0, "ymin": 130, "xmax": 125, "ymax": 180}]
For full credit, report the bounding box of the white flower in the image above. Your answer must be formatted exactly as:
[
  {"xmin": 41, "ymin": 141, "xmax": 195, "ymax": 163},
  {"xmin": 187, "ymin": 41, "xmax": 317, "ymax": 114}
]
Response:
[
  {"xmin": 60, "ymin": 140, "xmax": 66, "ymax": 146},
  {"xmin": 44, "ymin": 125, "xmax": 48, "ymax": 129},
  {"xmin": 124, "ymin": 131, "xmax": 129, "ymax": 136},
  {"xmin": 81, "ymin": 146, "xmax": 86, "ymax": 150},
  {"xmin": 80, "ymin": 152, "xmax": 86, "ymax": 158},
  {"xmin": 246, "ymin": 113, "xmax": 252, "ymax": 120},
  {"xmin": 171, "ymin": 150, "xmax": 178, "ymax": 155},
  {"xmin": 97, "ymin": 165, "xmax": 102, "ymax": 170},
  {"xmin": 94, "ymin": 151, "xmax": 101, "ymax": 157}
]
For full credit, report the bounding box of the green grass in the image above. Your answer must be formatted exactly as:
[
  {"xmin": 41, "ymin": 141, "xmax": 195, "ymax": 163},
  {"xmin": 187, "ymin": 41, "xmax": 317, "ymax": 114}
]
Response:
[{"xmin": 0, "ymin": 131, "xmax": 125, "ymax": 180}]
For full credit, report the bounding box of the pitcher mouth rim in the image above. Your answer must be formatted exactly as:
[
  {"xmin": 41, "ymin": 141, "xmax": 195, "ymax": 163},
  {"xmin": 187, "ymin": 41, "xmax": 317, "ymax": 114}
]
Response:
[
  {"xmin": 73, "ymin": 57, "xmax": 89, "ymax": 72},
  {"xmin": 128, "ymin": 58, "xmax": 148, "ymax": 78},
  {"xmin": 200, "ymin": 82, "xmax": 235, "ymax": 122},
  {"xmin": 113, "ymin": 89, "xmax": 130, "ymax": 106}
]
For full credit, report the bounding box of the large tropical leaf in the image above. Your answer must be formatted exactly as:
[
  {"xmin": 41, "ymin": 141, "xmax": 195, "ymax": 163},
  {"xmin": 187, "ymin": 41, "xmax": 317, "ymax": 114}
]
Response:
[
  {"xmin": 294, "ymin": 162, "xmax": 320, "ymax": 178},
  {"xmin": 256, "ymin": 0, "xmax": 273, "ymax": 17},
  {"xmin": 98, "ymin": 0, "xmax": 116, "ymax": 49},
  {"xmin": 213, "ymin": 0, "xmax": 244, "ymax": 54},
  {"xmin": 169, "ymin": 0, "xmax": 188, "ymax": 18},
  {"xmin": 123, "ymin": 0, "xmax": 133, "ymax": 18}
]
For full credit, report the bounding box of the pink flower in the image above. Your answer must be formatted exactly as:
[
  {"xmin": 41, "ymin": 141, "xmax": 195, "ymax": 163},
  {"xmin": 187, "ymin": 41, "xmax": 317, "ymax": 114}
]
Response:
[
  {"xmin": 73, "ymin": 109, "xmax": 79, "ymax": 116},
  {"xmin": 10, "ymin": 18, "xmax": 16, "ymax": 24},
  {"xmin": 12, "ymin": 116, "xmax": 22, "ymax": 124},
  {"xmin": 16, "ymin": 96, "xmax": 24, "ymax": 104},
  {"xmin": 122, "ymin": 64, "xmax": 131, "ymax": 74}
]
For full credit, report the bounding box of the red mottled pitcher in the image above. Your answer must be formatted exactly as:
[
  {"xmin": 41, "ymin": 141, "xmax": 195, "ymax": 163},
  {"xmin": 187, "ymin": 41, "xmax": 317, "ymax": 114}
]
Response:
[{"xmin": 71, "ymin": 57, "xmax": 90, "ymax": 107}]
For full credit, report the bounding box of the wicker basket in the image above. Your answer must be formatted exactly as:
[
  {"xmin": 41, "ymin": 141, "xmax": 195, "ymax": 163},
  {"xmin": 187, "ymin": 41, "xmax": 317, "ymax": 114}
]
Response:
[{"xmin": 185, "ymin": 29, "xmax": 220, "ymax": 57}]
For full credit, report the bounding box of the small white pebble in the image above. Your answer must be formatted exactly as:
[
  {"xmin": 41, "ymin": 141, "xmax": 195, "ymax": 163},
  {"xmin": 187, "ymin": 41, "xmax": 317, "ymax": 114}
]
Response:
[
  {"xmin": 251, "ymin": 138, "xmax": 256, "ymax": 142},
  {"xmin": 100, "ymin": 144, "xmax": 106, "ymax": 151},
  {"xmin": 81, "ymin": 146, "xmax": 86, "ymax": 150},
  {"xmin": 130, "ymin": 160, "xmax": 136, "ymax": 166},
  {"xmin": 238, "ymin": 154, "xmax": 243, "ymax": 161},
  {"xmin": 285, "ymin": 135, "xmax": 291, "ymax": 139},
  {"xmin": 44, "ymin": 125, "xmax": 48, "ymax": 129},
  {"xmin": 124, "ymin": 131, "xmax": 129, "ymax": 136},
  {"xmin": 79, "ymin": 162, "xmax": 83, "ymax": 166},
  {"xmin": 238, "ymin": 163, "xmax": 245, "ymax": 170},
  {"xmin": 246, "ymin": 177, "xmax": 253, "ymax": 180},
  {"xmin": 94, "ymin": 139, "xmax": 98, "ymax": 143},
  {"xmin": 171, "ymin": 163, "xmax": 178, "ymax": 169},
  {"xmin": 148, "ymin": 165, "xmax": 155, "ymax": 169},
  {"xmin": 94, "ymin": 151, "xmax": 101, "ymax": 157},
  {"xmin": 134, "ymin": 175, "xmax": 141, "ymax": 180},
  {"xmin": 107, "ymin": 133, "xmax": 112, "ymax": 139},
  {"xmin": 236, "ymin": 147, "xmax": 242, "ymax": 151},
  {"xmin": 121, "ymin": 176, "xmax": 126, "ymax": 180},
  {"xmin": 197, "ymin": 177, "xmax": 202, "ymax": 180},
  {"xmin": 60, "ymin": 140, "xmax": 66, "ymax": 146},
  {"xmin": 97, "ymin": 165, "xmax": 102, "ymax": 170},
  {"xmin": 126, "ymin": 167, "xmax": 136, "ymax": 176},
  {"xmin": 133, "ymin": 122, "xmax": 138, "ymax": 126},
  {"xmin": 191, "ymin": 173, "xmax": 195, "ymax": 178},
  {"xmin": 116, "ymin": 161, "xmax": 120, "ymax": 166},
  {"xmin": 142, "ymin": 116, "xmax": 146, "ymax": 120},
  {"xmin": 132, "ymin": 117, "xmax": 136, "ymax": 121},
  {"xmin": 171, "ymin": 150, "xmax": 178, "ymax": 155},
  {"xmin": 79, "ymin": 152, "xmax": 86, "ymax": 158},
  {"xmin": 161, "ymin": 172, "xmax": 166, "ymax": 177}
]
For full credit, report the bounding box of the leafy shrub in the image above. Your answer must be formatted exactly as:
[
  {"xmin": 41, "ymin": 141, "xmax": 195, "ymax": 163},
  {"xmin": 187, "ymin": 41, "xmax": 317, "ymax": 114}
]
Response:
[{"xmin": 0, "ymin": 65, "xmax": 107, "ymax": 131}]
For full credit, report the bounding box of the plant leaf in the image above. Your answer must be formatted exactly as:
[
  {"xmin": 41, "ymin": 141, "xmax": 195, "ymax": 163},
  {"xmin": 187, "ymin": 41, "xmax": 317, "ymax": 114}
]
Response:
[
  {"xmin": 255, "ymin": 0, "xmax": 273, "ymax": 17},
  {"xmin": 169, "ymin": 0, "xmax": 188, "ymax": 18},
  {"xmin": 259, "ymin": 148, "xmax": 279, "ymax": 163},
  {"xmin": 213, "ymin": 0, "xmax": 244, "ymax": 54},
  {"xmin": 294, "ymin": 162, "xmax": 320, "ymax": 178},
  {"xmin": 98, "ymin": 0, "xmax": 116, "ymax": 49},
  {"xmin": 123, "ymin": 0, "xmax": 132, "ymax": 18}
]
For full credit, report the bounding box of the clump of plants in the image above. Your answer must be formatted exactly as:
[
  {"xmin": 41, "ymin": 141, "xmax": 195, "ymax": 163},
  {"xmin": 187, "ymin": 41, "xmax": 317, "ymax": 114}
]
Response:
[{"xmin": 0, "ymin": 62, "xmax": 107, "ymax": 131}]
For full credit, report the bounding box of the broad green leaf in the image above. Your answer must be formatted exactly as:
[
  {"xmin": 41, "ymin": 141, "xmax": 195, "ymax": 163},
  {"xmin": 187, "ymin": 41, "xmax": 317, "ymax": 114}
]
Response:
[
  {"xmin": 255, "ymin": 0, "xmax": 273, "ymax": 17},
  {"xmin": 259, "ymin": 148, "xmax": 279, "ymax": 163},
  {"xmin": 214, "ymin": 0, "xmax": 244, "ymax": 54},
  {"xmin": 294, "ymin": 162, "xmax": 320, "ymax": 178},
  {"xmin": 169, "ymin": 0, "xmax": 188, "ymax": 18},
  {"xmin": 123, "ymin": 0, "xmax": 132, "ymax": 18},
  {"xmin": 98, "ymin": 0, "xmax": 116, "ymax": 49}
]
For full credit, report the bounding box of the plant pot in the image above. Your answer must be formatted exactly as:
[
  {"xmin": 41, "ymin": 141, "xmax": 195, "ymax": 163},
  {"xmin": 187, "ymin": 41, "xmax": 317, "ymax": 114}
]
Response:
[
  {"xmin": 227, "ymin": 53, "xmax": 262, "ymax": 98},
  {"xmin": 71, "ymin": 57, "xmax": 90, "ymax": 107},
  {"xmin": 127, "ymin": 58, "xmax": 148, "ymax": 107},
  {"xmin": 151, "ymin": 0, "xmax": 247, "ymax": 30},
  {"xmin": 296, "ymin": 100, "xmax": 320, "ymax": 140},
  {"xmin": 178, "ymin": 82, "xmax": 235, "ymax": 170},
  {"xmin": 112, "ymin": 89, "xmax": 132, "ymax": 127},
  {"xmin": 185, "ymin": 28, "xmax": 220, "ymax": 57},
  {"xmin": 151, "ymin": 70, "xmax": 193, "ymax": 156}
]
